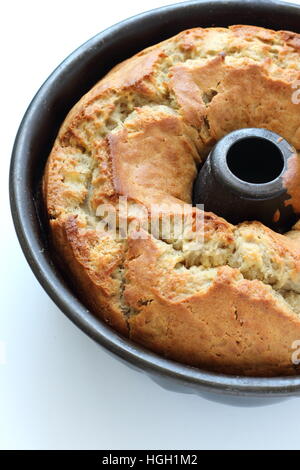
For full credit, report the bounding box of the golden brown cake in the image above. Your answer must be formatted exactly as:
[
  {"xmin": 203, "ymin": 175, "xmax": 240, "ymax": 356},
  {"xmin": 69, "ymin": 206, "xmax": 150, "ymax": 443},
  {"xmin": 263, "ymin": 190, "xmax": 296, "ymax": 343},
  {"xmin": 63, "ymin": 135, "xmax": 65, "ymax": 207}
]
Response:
[{"xmin": 43, "ymin": 25, "xmax": 300, "ymax": 376}]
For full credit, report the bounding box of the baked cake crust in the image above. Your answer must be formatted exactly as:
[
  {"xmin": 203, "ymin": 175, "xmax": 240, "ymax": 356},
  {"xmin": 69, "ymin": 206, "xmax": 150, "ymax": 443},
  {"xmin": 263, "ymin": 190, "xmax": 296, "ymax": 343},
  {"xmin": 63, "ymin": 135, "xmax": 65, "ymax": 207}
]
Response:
[{"xmin": 43, "ymin": 25, "xmax": 300, "ymax": 376}]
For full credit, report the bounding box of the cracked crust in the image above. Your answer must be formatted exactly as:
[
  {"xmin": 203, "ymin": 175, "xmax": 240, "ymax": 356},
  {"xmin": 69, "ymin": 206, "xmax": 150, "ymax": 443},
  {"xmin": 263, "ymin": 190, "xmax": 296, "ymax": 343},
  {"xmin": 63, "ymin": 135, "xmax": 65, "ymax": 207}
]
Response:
[{"xmin": 44, "ymin": 26, "xmax": 300, "ymax": 376}]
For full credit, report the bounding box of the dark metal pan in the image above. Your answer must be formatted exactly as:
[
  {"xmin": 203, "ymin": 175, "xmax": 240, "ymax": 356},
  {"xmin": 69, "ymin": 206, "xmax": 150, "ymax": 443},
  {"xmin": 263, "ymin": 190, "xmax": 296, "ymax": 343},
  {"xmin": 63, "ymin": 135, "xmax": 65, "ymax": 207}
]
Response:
[{"xmin": 9, "ymin": 0, "xmax": 300, "ymax": 398}]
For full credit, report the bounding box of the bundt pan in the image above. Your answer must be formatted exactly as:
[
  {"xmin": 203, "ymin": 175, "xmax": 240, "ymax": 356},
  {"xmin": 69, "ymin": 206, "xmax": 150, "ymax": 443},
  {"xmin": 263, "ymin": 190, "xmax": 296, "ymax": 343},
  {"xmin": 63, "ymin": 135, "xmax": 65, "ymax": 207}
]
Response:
[{"xmin": 9, "ymin": 0, "xmax": 300, "ymax": 398}]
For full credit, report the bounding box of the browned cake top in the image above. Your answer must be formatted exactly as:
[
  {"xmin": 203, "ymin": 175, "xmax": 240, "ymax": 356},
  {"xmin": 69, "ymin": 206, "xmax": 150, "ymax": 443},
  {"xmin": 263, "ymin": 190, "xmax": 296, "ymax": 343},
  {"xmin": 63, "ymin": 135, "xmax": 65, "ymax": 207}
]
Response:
[{"xmin": 43, "ymin": 26, "xmax": 300, "ymax": 376}]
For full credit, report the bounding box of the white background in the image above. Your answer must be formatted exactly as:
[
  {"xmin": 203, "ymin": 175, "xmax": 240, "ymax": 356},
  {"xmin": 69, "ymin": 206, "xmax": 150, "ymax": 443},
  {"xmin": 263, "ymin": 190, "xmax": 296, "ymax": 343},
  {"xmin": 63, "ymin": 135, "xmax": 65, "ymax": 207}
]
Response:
[{"xmin": 1, "ymin": 0, "xmax": 300, "ymax": 450}]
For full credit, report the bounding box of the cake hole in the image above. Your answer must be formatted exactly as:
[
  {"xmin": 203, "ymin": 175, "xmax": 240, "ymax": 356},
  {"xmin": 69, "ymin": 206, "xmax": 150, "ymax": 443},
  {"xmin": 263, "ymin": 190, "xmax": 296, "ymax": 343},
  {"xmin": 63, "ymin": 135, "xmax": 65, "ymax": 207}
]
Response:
[{"xmin": 226, "ymin": 137, "xmax": 284, "ymax": 184}]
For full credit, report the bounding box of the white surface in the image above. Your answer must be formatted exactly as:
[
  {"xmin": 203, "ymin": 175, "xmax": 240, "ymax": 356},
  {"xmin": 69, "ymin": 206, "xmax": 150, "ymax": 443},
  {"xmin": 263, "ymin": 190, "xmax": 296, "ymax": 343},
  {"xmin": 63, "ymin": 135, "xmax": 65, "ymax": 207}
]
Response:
[{"xmin": 1, "ymin": 0, "xmax": 300, "ymax": 450}]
